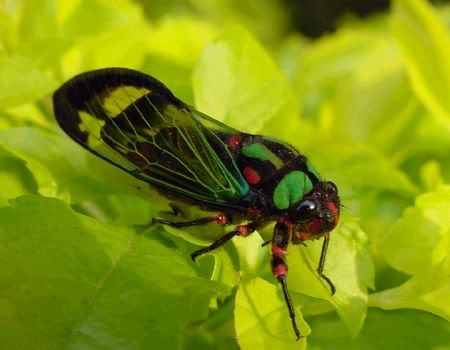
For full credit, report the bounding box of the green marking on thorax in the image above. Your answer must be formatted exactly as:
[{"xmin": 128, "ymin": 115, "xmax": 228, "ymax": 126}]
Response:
[
  {"xmin": 306, "ymin": 161, "xmax": 321, "ymax": 179},
  {"xmin": 273, "ymin": 171, "xmax": 313, "ymax": 209},
  {"xmin": 241, "ymin": 143, "xmax": 283, "ymax": 169}
]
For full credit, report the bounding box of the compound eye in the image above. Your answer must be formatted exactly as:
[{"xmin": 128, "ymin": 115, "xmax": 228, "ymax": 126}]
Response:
[
  {"xmin": 324, "ymin": 181, "xmax": 338, "ymax": 194},
  {"xmin": 295, "ymin": 200, "xmax": 316, "ymax": 220}
]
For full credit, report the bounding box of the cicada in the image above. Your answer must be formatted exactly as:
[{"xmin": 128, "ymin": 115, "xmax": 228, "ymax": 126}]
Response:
[{"xmin": 53, "ymin": 68, "xmax": 340, "ymax": 339}]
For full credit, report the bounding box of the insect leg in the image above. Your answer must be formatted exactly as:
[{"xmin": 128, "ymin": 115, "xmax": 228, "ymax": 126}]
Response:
[
  {"xmin": 279, "ymin": 276, "xmax": 301, "ymax": 340},
  {"xmin": 317, "ymin": 232, "xmax": 336, "ymax": 295},
  {"xmin": 272, "ymin": 222, "xmax": 302, "ymax": 340},
  {"xmin": 152, "ymin": 212, "xmax": 229, "ymax": 228},
  {"xmin": 190, "ymin": 222, "xmax": 259, "ymax": 261},
  {"xmin": 261, "ymin": 239, "xmax": 271, "ymax": 247}
]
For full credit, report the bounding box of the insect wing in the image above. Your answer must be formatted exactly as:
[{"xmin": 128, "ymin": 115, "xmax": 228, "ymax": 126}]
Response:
[{"xmin": 53, "ymin": 68, "xmax": 249, "ymax": 208}]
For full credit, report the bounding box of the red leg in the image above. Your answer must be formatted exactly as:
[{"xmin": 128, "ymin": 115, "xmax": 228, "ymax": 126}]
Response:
[{"xmin": 271, "ymin": 222, "xmax": 302, "ymax": 340}]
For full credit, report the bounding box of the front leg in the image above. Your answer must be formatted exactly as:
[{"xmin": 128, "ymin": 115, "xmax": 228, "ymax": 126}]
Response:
[
  {"xmin": 271, "ymin": 222, "xmax": 302, "ymax": 339},
  {"xmin": 191, "ymin": 221, "xmax": 260, "ymax": 261},
  {"xmin": 317, "ymin": 233, "xmax": 336, "ymax": 295},
  {"xmin": 292, "ymin": 231, "xmax": 336, "ymax": 295}
]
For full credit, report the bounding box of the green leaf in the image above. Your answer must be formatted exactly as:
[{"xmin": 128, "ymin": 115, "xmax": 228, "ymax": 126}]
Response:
[
  {"xmin": 163, "ymin": 223, "xmax": 241, "ymax": 290},
  {"xmin": 284, "ymin": 21, "xmax": 392, "ymax": 122},
  {"xmin": 15, "ymin": 0, "xmax": 59, "ymax": 43},
  {"xmin": 188, "ymin": 0, "xmax": 289, "ymax": 45},
  {"xmin": 146, "ymin": 16, "xmax": 217, "ymax": 68},
  {"xmin": 0, "ymin": 54, "xmax": 57, "ymax": 108},
  {"xmin": 2, "ymin": 1, "xmax": 69, "ymax": 70},
  {"xmin": 369, "ymin": 254, "xmax": 450, "ymax": 321},
  {"xmin": 0, "ymin": 146, "xmax": 38, "ymax": 204},
  {"xmin": 380, "ymin": 186, "xmax": 450, "ymax": 275},
  {"xmin": 291, "ymin": 137, "xmax": 419, "ymax": 199},
  {"xmin": 0, "ymin": 131, "xmax": 59, "ymax": 197},
  {"xmin": 287, "ymin": 218, "xmax": 374, "ymax": 337},
  {"xmin": 193, "ymin": 25, "xmax": 294, "ymax": 133},
  {"xmin": 0, "ymin": 195, "xmax": 215, "ymax": 349},
  {"xmin": 307, "ymin": 308, "xmax": 450, "ymax": 350},
  {"xmin": 61, "ymin": 0, "xmax": 144, "ymax": 39},
  {"xmin": 372, "ymin": 186, "xmax": 450, "ymax": 321},
  {"xmin": 184, "ymin": 295, "xmax": 240, "ymax": 350},
  {"xmin": 392, "ymin": 0, "xmax": 450, "ymax": 127},
  {"xmin": 0, "ymin": 5, "xmax": 18, "ymax": 50},
  {"xmin": 4, "ymin": 0, "xmax": 152, "ymax": 74},
  {"xmin": 235, "ymin": 276, "xmax": 310, "ymax": 349},
  {"xmin": 420, "ymin": 160, "xmax": 444, "ymax": 192},
  {"xmin": 60, "ymin": 0, "xmax": 152, "ymax": 78},
  {"xmin": 233, "ymin": 230, "xmax": 268, "ymax": 276}
]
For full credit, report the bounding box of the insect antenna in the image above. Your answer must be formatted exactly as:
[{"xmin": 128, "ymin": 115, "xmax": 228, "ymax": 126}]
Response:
[{"xmin": 339, "ymin": 203, "xmax": 351, "ymax": 210}]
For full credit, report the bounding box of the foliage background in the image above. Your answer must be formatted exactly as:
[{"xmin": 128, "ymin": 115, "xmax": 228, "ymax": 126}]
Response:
[{"xmin": 0, "ymin": 0, "xmax": 449, "ymax": 349}]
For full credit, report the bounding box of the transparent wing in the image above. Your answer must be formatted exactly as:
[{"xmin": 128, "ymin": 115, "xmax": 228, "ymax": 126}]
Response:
[{"xmin": 53, "ymin": 68, "xmax": 249, "ymax": 209}]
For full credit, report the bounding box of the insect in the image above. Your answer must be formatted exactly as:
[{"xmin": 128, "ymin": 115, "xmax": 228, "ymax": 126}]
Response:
[{"xmin": 53, "ymin": 68, "xmax": 340, "ymax": 339}]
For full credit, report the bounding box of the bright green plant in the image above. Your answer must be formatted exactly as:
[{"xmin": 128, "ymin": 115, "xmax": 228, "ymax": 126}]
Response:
[{"xmin": 0, "ymin": 0, "xmax": 449, "ymax": 349}]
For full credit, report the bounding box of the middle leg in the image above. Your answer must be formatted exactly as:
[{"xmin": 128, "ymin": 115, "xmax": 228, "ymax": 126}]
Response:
[{"xmin": 190, "ymin": 221, "xmax": 260, "ymax": 261}]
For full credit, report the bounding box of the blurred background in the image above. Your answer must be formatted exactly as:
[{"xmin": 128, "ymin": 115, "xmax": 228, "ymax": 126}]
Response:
[{"xmin": 0, "ymin": 0, "xmax": 449, "ymax": 349}]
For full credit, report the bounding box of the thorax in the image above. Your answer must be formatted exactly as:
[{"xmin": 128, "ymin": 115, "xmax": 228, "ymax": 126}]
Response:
[{"xmin": 222, "ymin": 133, "xmax": 322, "ymax": 216}]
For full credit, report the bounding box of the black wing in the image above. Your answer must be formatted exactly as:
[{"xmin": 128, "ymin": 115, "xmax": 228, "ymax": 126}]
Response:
[{"xmin": 53, "ymin": 68, "xmax": 250, "ymax": 210}]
